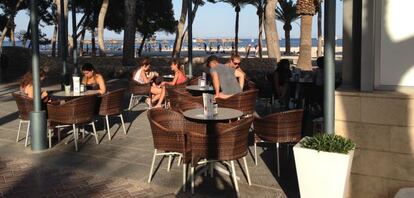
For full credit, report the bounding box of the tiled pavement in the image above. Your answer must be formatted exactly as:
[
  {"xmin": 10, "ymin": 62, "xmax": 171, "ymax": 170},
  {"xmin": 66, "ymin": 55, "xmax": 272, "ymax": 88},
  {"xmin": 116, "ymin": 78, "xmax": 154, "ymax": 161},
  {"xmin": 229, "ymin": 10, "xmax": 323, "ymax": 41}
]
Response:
[{"xmin": 0, "ymin": 81, "xmax": 298, "ymax": 198}]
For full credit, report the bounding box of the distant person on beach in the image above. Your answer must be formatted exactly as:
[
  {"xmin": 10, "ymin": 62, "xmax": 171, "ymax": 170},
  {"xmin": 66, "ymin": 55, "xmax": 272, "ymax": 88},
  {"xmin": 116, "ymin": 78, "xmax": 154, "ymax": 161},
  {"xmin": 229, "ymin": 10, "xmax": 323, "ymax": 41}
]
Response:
[
  {"xmin": 132, "ymin": 57, "xmax": 165, "ymax": 108},
  {"xmin": 203, "ymin": 42, "xmax": 207, "ymax": 52},
  {"xmin": 159, "ymin": 43, "xmax": 162, "ymax": 52},
  {"xmin": 207, "ymin": 55, "xmax": 245, "ymax": 98},
  {"xmin": 272, "ymin": 59, "xmax": 292, "ymax": 107},
  {"xmin": 161, "ymin": 59, "xmax": 188, "ymax": 86},
  {"xmin": 231, "ymin": 42, "xmax": 235, "ymax": 52},
  {"xmin": 216, "ymin": 44, "xmax": 221, "ymax": 53},
  {"xmin": 209, "ymin": 43, "xmax": 213, "ymax": 54},
  {"xmin": 20, "ymin": 69, "xmax": 49, "ymax": 101},
  {"xmin": 81, "ymin": 63, "xmax": 106, "ymax": 95}
]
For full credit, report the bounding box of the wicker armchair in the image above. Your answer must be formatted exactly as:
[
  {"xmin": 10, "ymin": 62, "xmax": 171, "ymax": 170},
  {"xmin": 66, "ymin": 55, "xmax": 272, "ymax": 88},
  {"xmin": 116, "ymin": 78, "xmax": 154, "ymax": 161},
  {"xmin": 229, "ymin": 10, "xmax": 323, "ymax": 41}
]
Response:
[
  {"xmin": 188, "ymin": 76, "xmax": 201, "ymax": 85},
  {"xmin": 47, "ymin": 94, "xmax": 99, "ymax": 151},
  {"xmin": 147, "ymin": 108, "xmax": 190, "ymax": 192},
  {"xmin": 253, "ymin": 109, "xmax": 304, "ymax": 177},
  {"xmin": 99, "ymin": 88, "xmax": 126, "ymax": 140},
  {"xmin": 188, "ymin": 117, "xmax": 254, "ymax": 196},
  {"xmin": 243, "ymin": 80, "xmax": 256, "ymax": 91},
  {"xmin": 128, "ymin": 80, "xmax": 151, "ymax": 110},
  {"xmin": 216, "ymin": 89, "xmax": 258, "ymax": 116},
  {"xmin": 12, "ymin": 92, "xmax": 33, "ymax": 147}
]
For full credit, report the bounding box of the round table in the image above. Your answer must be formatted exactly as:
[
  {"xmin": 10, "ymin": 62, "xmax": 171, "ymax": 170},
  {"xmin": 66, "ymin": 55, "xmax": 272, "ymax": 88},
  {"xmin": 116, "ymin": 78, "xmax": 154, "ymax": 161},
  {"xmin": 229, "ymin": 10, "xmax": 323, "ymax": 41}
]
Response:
[
  {"xmin": 50, "ymin": 90, "xmax": 99, "ymax": 99},
  {"xmin": 183, "ymin": 107, "xmax": 243, "ymax": 121},
  {"xmin": 186, "ymin": 85, "xmax": 214, "ymax": 93}
]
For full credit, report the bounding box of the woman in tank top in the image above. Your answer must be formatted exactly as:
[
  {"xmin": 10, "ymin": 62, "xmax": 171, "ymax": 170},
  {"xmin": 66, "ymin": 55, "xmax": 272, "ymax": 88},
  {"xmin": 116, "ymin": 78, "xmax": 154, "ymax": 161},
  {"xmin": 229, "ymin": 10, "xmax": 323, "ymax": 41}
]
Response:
[
  {"xmin": 161, "ymin": 58, "xmax": 187, "ymax": 86},
  {"xmin": 81, "ymin": 63, "xmax": 106, "ymax": 95}
]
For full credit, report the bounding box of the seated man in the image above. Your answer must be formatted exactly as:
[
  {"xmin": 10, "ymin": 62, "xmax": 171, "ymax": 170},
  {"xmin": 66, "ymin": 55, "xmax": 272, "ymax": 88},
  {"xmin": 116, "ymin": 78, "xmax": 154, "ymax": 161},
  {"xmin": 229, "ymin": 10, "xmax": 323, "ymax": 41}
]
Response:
[
  {"xmin": 226, "ymin": 53, "xmax": 246, "ymax": 89},
  {"xmin": 207, "ymin": 55, "xmax": 245, "ymax": 98}
]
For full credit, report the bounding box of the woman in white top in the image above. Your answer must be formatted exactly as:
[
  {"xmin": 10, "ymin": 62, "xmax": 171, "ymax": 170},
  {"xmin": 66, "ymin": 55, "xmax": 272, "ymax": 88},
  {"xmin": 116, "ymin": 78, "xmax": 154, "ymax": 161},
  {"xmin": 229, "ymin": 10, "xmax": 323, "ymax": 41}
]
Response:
[{"xmin": 132, "ymin": 57, "xmax": 165, "ymax": 108}]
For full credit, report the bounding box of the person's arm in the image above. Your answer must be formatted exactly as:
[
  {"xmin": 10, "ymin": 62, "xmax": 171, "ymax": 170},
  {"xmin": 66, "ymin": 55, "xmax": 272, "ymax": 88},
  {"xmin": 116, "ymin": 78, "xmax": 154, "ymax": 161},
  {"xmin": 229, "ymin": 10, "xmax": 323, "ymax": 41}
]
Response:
[
  {"xmin": 273, "ymin": 73, "xmax": 282, "ymax": 97},
  {"xmin": 163, "ymin": 71, "xmax": 179, "ymax": 86},
  {"xmin": 140, "ymin": 69, "xmax": 150, "ymax": 83},
  {"xmin": 235, "ymin": 69, "xmax": 245, "ymax": 89},
  {"xmin": 26, "ymin": 85, "xmax": 34, "ymax": 98},
  {"xmin": 211, "ymin": 71, "xmax": 220, "ymax": 98},
  {"xmin": 96, "ymin": 74, "xmax": 107, "ymax": 94}
]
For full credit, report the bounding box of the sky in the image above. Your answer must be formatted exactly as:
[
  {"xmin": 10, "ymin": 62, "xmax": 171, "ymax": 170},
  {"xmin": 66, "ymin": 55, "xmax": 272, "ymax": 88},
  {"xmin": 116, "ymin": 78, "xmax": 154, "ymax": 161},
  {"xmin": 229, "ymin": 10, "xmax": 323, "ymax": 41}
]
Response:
[{"xmin": 13, "ymin": 0, "xmax": 343, "ymax": 40}]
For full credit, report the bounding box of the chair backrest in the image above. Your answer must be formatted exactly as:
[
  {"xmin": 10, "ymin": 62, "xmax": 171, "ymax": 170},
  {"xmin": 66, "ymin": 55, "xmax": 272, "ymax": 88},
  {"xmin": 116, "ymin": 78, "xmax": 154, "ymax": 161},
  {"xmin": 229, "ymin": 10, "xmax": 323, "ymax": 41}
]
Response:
[
  {"xmin": 188, "ymin": 76, "xmax": 202, "ymax": 85},
  {"xmin": 253, "ymin": 109, "xmax": 304, "ymax": 143},
  {"xmin": 99, "ymin": 88, "xmax": 126, "ymax": 116},
  {"xmin": 47, "ymin": 94, "xmax": 97, "ymax": 125},
  {"xmin": 188, "ymin": 117, "xmax": 253, "ymax": 165},
  {"xmin": 129, "ymin": 80, "xmax": 151, "ymax": 95},
  {"xmin": 216, "ymin": 89, "xmax": 258, "ymax": 116},
  {"xmin": 147, "ymin": 108, "xmax": 186, "ymax": 154},
  {"xmin": 243, "ymin": 80, "xmax": 256, "ymax": 91},
  {"xmin": 12, "ymin": 92, "xmax": 33, "ymax": 120}
]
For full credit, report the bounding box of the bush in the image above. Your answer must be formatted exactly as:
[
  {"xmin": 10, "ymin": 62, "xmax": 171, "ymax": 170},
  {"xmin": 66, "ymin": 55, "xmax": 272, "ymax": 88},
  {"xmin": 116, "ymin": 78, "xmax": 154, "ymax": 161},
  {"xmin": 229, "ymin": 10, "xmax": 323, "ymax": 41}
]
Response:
[{"xmin": 300, "ymin": 133, "xmax": 356, "ymax": 154}]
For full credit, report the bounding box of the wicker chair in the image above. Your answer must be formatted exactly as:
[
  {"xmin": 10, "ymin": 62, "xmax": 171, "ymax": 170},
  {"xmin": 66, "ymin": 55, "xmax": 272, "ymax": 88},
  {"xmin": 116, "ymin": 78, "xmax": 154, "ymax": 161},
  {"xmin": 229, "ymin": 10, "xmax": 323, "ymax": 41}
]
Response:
[
  {"xmin": 188, "ymin": 76, "xmax": 202, "ymax": 85},
  {"xmin": 147, "ymin": 108, "xmax": 190, "ymax": 192},
  {"xmin": 243, "ymin": 80, "xmax": 256, "ymax": 91},
  {"xmin": 11, "ymin": 92, "xmax": 33, "ymax": 147},
  {"xmin": 253, "ymin": 109, "xmax": 304, "ymax": 177},
  {"xmin": 99, "ymin": 88, "xmax": 126, "ymax": 140},
  {"xmin": 216, "ymin": 89, "xmax": 258, "ymax": 116},
  {"xmin": 188, "ymin": 117, "xmax": 254, "ymax": 196},
  {"xmin": 47, "ymin": 94, "xmax": 99, "ymax": 151},
  {"xmin": 128, "ymin": 80, "xmax": 151, "ymax": 110}
]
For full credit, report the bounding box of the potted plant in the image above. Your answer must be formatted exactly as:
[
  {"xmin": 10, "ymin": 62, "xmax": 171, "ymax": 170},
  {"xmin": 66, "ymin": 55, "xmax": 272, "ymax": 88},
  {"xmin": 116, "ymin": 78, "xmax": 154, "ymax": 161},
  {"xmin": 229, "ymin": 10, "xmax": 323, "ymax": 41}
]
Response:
[{"xmin": 293, "ymin": 133, "xmax": 356, "ymax": 198}]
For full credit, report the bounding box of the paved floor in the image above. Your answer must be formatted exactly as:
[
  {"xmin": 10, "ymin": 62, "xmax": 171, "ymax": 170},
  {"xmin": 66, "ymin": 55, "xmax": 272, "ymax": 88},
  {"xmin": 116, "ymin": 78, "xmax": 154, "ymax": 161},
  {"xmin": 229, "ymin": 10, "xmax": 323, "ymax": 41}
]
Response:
[{"xmin": 0, "ymin": 81, "xmax": 299, "ymax": 198}]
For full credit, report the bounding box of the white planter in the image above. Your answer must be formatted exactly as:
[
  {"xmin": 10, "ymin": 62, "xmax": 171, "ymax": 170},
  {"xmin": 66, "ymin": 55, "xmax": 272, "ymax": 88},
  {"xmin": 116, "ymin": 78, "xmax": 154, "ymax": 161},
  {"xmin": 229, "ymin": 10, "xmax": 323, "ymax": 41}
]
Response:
[{"xmin": 293, "ymin": 138, "xmax": 354, "ymax": 198}]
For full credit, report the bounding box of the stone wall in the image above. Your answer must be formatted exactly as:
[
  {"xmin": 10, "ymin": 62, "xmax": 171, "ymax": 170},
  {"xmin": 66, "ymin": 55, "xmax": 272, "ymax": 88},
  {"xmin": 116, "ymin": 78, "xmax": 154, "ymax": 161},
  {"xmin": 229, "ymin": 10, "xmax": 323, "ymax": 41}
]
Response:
[{"xmin": 335, "ymin": 90, "xmax": 414, "ymax": 198}]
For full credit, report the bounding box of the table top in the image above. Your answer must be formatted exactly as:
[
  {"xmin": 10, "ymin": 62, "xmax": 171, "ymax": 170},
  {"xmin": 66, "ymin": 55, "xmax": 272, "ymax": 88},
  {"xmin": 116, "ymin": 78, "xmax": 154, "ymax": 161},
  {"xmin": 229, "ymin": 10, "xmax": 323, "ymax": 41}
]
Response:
[
  {"xmin": 186, "ymin": 85, "xmax": 214, "ymax": 92},
  {"xmin": 183, "ymin": 107, "xmax": 243, "ymax": 121},
  {"xmin": 51, "ymin": 90, "xmax": 99, "ymax": 98},
  {"xmin": 162, "ymin": 74, "xmax": 175, "ymax": 79}
]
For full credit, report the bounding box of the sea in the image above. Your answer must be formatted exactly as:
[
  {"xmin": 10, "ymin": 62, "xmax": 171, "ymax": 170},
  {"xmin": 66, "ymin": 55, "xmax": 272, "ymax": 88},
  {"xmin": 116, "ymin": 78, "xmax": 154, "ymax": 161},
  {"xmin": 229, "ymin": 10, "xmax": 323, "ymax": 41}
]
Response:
[{"xmin": 2, "ymin": 38, "xmax": 343, "ymax": 52}]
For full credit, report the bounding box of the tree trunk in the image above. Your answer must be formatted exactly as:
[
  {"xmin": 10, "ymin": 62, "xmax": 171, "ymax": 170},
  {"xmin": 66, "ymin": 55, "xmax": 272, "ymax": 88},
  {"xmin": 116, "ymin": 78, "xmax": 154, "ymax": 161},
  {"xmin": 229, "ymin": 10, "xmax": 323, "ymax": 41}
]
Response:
[
  {"xmin": 179, "ymin": 3, "xmax": 199, "ymax": 56},
  {"xmin": 172, "ymin": 0, "xmax": 188, "ymax": 58},
  {"xmin": 234, "ymin": 6, "xmax": 240, "ymax": 54},
  {"xmin": 22, "ymin": 21, "xmax": 30, "ymax": 47},
  {"xmin": 317, "ymin": 1, "xmax": 323, "ymax": 57},
  {"xmin": 257, "ymin": 8, "xmax": 264, "ymax": 58},
  {"xmin": 138, "ymin": 34, "xmax": 147, "ymax": 57},
  {"xmin": 0, "ymin": 0, "xmax": 24, "ymax": 50},
  {"xmin": 91, "ymin": 28, "xmax": 96, "ymax": 57},
  {"xmin": 51, "ymin": 24, "xmax": 58, "ymax": 57},
  {"xmin": 55, "ymin": 0, "xmax": 61, "ymax": 57},
  {"xmin": 264, "ymin": 0, "xmax": 281, "ymax": 60},
  {"xmin": 79, "ymin": 29, "xmax": 85, "ymax": 57},
  {"xmin": 297, "ymin": 15, "xmax": 313, "ymax": 70},
  {"xmin": 122, "ymin": 0, "xmax": 137, "ymax": 66},
  {"xmin": 10, "ymin": 27, "xmax": 15, "ymax": 46},
  {"xmin": 284, "ymin": 23, "xmax": 291, "ymax": 54},
  {"xmin": 97, "ymin": 0, "xmax": 108, "ymax": 56}
]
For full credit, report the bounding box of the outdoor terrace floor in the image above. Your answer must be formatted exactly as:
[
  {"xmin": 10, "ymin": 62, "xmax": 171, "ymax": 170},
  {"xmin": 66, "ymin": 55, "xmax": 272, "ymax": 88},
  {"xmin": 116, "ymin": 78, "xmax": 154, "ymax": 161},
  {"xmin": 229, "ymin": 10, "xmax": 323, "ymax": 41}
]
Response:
[{"xmin": 0, "ymin": 80, "xmax": 300, "ymax": 198}]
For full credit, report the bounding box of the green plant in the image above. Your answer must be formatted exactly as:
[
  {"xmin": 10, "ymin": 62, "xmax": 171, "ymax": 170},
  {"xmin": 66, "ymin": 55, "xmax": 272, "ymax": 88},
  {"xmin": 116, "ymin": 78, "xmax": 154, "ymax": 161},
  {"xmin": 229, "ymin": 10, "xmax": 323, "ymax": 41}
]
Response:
[{"xmin": 300, "ymin": 133, "xmax": 356, "ymax": 154}]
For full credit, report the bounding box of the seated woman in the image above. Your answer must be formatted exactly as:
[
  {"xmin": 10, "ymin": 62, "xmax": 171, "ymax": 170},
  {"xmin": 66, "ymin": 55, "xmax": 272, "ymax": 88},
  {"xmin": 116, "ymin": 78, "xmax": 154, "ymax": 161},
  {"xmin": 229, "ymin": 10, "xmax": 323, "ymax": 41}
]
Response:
[
  {"xmin": 160, "ymin": 59, "xmax": 187, "ymax": 86},
  {"xmin": 132, "ymin": 57, "xmax": 165, "ymax": 108},
  {"xmin": 20, "ymin": 70, "xmax": 48, "ymax": 101},
  {"xmin": 272, "ymin": 59, "xmax": 292, "ymax": 108},
  {"xmin": 81, "ymin": 63, "xmax": 106, "ymax": 95}
]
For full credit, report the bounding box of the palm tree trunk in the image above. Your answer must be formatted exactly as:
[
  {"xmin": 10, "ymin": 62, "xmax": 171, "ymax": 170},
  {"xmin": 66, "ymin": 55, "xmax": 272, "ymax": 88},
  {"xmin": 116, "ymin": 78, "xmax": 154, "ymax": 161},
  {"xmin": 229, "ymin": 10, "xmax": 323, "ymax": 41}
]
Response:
[
  {"xmin": 235, "ymin": 6, "xmax": 240, "ymax": 54},
  {"xmin": 264, "ymin": 0, "xmax": 281, "ymax": 60},
  {"xmin": 10, "ymin": 27, "xmax": 15, "ymax": 46},
  {"xmin": 55, "ymin": 0, "xmax": 61, "ymax": 57},
  {"xmin": 79, "ymin": 29, "xmax": 85, "ymax": 57},
  {"xmin": 179, "ymin": 2, "xmax": 199, "ymax": 56},
  {"xmin": 297, "ymin": 15, "xmax": 313, "ymax": 70},
  {"xmin": 172, "ymin": 0, "xmax": 188, "ymax": 58},
  {"xmin": 257, "ymin": 8, "xmax": 264, "ymax": 58},
  {"xmin": 138, "ymin": 34, "xmax": 147, "ymax": 57},
  {"xmin": 22, "ymin": 21, "xmax": 30, "ymax": 47},
  {"xmin": 122, "ymin": 0, "xmax": 137, "ymax": 66},
  {"xmin": 317, "ymin": 1, "xmax": 323, "ymax": 57},
  {"xmin": 51, "ymin": 25, "xmax": 58, "ymax": 57},
  {"xmin": 285, "ymin": 24, "xmax": 291, "ymax": 54},
  {"xmin": 91, "ymin": 28, "xmax": 96, "ymax": 57},
  {"xmin": 0, "ymin": 0, "xmax": 24, "ymax": 50},
  {"xmin": 97, "ymin": 0, "xmax": 108, "ymax": 57}
]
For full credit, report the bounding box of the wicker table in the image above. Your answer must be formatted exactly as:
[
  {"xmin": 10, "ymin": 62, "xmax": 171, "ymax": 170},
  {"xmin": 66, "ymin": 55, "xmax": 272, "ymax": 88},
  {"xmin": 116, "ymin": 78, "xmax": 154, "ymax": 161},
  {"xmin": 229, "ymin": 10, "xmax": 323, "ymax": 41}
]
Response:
[{"xmin": 183, "ymin": 107, "xmax": 243, "ymax": 179}]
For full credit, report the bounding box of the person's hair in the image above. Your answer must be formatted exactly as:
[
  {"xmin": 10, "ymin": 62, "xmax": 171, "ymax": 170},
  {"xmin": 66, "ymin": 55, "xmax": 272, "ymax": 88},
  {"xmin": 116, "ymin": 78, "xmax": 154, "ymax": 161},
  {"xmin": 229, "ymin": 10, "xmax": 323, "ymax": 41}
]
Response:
[
  {"xmin": 82, "ymin": 63, "xmax": 96, "ymax": 72},
  {"xmin": 316, "ymin": 56, "xmax": 324, "ymax": 69},
  {"xmin": 230, "ymin": 53, "xmax": 241, "ymax": 61},
  {"xmin": 140, "ymin": 57, "xmax": 151, "ymax": 67},
  {"xmin": 20, "ymin": 70, "xmax": 46, "ymax": 88},
  {"xmin": 206, "ymin": 55, "xmax": 219, "ymax": 67},
  {"xmin": 170, "ymin": 58, "xmax": 180, "ymax": 66}
]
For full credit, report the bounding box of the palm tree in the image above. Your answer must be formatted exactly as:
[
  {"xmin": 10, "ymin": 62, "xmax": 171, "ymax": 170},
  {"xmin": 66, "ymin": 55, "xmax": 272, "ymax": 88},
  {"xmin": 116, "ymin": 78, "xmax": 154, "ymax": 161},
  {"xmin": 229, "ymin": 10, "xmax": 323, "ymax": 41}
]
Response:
[
  {"xmin": 209, "ymin": 0, "xmax": 251, "ymax": 54},
  {"xmin": 276, "ymin": 0, "xmax": 300, "ymax": 54},
  {"xmin": 316, "ymin": 0, "xmax": 323, "ymax": 57},
  {"xmin": 248, "ymin": 0, "xmax": 265, "ymax": 58},
  {"xmin": 97, "ymin": 0, "xmax": 109, "ymax": 56},
  {"xmin": 264, "ymin": 0, "xmax": 281, "ymax": 60},
  {"xmin": 296, "ymin": 0, "xmax": 318, "ymax": 70}
]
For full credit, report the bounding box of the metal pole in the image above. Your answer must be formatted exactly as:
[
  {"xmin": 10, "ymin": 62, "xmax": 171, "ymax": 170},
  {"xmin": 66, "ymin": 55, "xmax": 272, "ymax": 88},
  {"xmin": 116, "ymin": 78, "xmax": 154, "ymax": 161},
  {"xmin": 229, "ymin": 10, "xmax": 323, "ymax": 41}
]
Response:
[
  {"xmin": 71, "ymin": 0, "xmax": 78, "ymax": 75},
  {"xmin": 187, "ymin": 0, "xmax": 193, "ymax": 77},
  {"xmin": 29, "ymin": 0, "xmax": 47, "ymax": 151},
  {"xmin": 324, "ymin": 0, "xmax": 336, "ymax": 134},
  {"xmin": 60, "ymin": 0, "xmax": 68, "ymax": 88}
]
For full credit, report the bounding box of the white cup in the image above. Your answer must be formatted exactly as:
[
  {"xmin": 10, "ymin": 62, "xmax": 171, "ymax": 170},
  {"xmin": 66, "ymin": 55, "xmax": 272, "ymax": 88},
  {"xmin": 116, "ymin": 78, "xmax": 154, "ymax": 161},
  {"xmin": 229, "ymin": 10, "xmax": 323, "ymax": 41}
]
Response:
[{"xmin": 64, "ymin": 85, "xmax": 71, "ymax": 94}]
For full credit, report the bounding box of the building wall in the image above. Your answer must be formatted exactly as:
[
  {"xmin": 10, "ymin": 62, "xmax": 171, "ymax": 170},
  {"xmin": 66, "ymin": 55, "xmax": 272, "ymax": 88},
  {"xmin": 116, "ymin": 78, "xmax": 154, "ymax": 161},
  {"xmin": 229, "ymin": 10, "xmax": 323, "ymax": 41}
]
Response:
[
  {"xmin": 335, "ymin": 90, "xmax": 414, "ymax": 198},
  {"xmin": 377, "ymin": 0, "xmax": 414, "ymax": 87}
]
